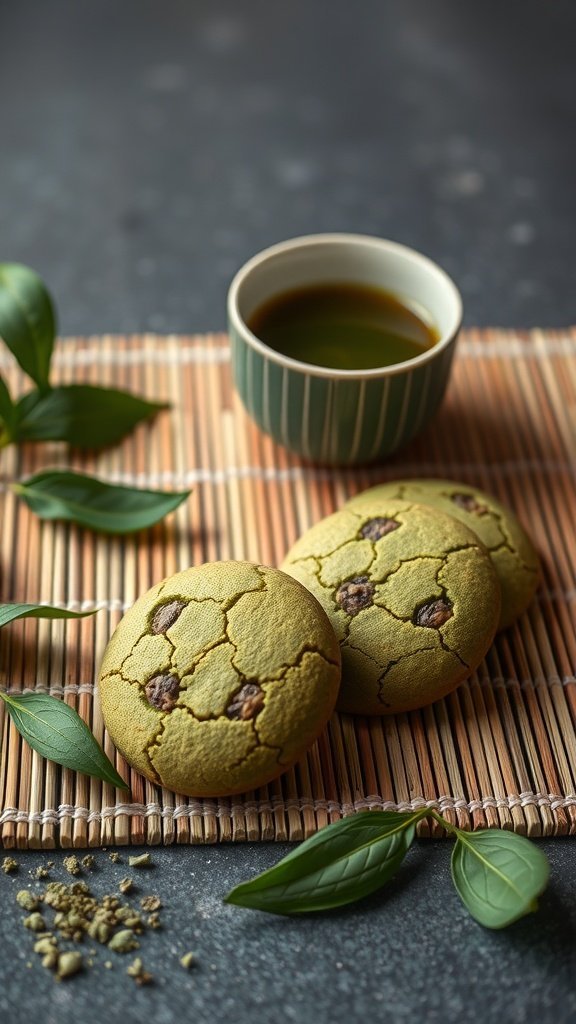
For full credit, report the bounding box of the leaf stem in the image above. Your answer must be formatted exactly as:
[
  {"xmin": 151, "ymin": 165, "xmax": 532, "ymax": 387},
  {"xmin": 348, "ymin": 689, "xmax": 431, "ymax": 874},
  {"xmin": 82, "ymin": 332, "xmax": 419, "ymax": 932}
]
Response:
[{"xmin": 428, "ymin": 808, "xmax": 460, "ymax": 837}]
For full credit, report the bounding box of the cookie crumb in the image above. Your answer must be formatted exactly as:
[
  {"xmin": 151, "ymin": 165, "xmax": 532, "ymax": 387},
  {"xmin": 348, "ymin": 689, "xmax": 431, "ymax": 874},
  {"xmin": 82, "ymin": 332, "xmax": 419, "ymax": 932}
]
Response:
[
  {"xmin": 87, "ymin": 919, "xmax": 111, "ymax": 944},
  {"xmin": 31, "ymin": 865, "xmax": 50, "ymax": 880},
  {"xmin": 34, "ymin": 937, "xmax": 57, "ymax": 955},
  {"xmin": 118, "ymin": 877, "xmax": 133, "ymax": 895},
  {"xmin": 56, "ymin": 951, "xmax": 83, "ymax": 980},
  {"xmin": 23, "ymin": 912, "xmax": 47, "ymax": 932},
  {"xmin": 140, "ymin": 894, "xmax": 161, "ymax": 912},
  {"xmin": 128, "ymin": 853, "xmax": 152, "ymax": 869},
  {"xmin": 109, "ymin": 852, "xmax": 121, "ymax": 863},
  {"xmin": 180, "ymin": 951, "xmax": 196, "ymax": 969},
  {"xmin": 2, "ymin": 856, "xmax": 18, "ymax": 874},
  {"xmin": 16, "ymin": 890, "xmax": 39, "ymax": 912},
  {"xmin": 118, "ymin": 910, "xmax": 143, "ymax": 932},
  {"xmin": 126, "ymin": 957, "xmax": 153, "ymax": 985},
  {"xmin": 63, "ymin": 855, "xmax": 82, "ymax": 876},
  {"xmin": 81, "ymin": 854, "xmax": 96, "ymax": 870},
  {"xmin": 108, "ymin": 929, "xmax": 140, "ymax": 954}
]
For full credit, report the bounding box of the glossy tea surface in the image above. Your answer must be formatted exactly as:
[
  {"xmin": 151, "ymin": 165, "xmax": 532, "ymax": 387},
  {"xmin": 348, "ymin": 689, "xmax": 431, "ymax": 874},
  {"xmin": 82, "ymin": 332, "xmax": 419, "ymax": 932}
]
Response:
[{"xmin": 247, "ymin": 282, "xmax": 439, "ymax": 370}]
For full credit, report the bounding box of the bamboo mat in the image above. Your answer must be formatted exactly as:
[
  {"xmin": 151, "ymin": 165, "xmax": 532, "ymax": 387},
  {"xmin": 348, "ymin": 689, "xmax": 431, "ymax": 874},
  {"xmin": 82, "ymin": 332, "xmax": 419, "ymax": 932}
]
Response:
[{"xmin": 0, "ymin": 329, "xmax": 575, "ymax": 848}]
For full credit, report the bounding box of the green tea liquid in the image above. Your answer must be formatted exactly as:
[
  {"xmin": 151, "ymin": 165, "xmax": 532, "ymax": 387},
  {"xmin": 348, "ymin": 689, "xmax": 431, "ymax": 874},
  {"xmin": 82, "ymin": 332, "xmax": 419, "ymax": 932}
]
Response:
[{"xmin": 248, "ymin": 282, "xmax": 439, "ymax": 371}]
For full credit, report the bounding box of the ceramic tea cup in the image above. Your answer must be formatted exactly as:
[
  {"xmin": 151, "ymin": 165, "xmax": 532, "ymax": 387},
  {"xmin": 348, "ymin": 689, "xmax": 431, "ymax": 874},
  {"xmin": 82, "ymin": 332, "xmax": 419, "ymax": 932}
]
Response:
[{"xmin": 227, "ymin": 233, "xmax": 462, "ymax": 466}]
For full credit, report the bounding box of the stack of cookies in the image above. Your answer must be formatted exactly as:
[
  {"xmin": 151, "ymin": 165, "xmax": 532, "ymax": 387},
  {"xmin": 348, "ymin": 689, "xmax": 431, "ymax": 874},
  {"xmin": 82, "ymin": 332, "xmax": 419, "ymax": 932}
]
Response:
[
  {"xmin": 281, "ymin": 478, "xmax": 540, "ymax": 715},
  {"xmin": 98, "ymin": 479, "xmax": 539, "ymax": 796}
]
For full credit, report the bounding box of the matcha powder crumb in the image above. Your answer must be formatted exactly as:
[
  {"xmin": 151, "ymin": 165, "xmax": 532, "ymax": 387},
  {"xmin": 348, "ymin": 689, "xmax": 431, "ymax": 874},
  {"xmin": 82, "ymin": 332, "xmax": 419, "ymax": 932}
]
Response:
[
  {"xmin": 23, "ymin": 912, "xmax": 47, "ymax": 932},
  {"xmin": 126, "ymin": 958, "xmax": 153, "ymax": 985},
  {"xmin": 128, "ymin": 853, "xmax": 152, "ymax": 868},
  {"xmin": 140, "ymin": 894, "xmax": 161, "ymax": 912},
  {"xmin": 10, "ymin": 850, "xmax": 195, "ymax": 985},
  {"xmin": 57, "ymin": 952, "xmax": 83, "ymax": 980},
  {"xmin": 31, "ymin": 865, "xmax": 50, "ymax": 880},
  {"xmin": 34, "ymin": 937, "xmax": 57, "ymax": 955},
  {"xmin": 108, "ymin": 929, "xmax": 140, "ymax": 954},
  {"xmin": 63, "ymin": 855, "xmax": 82, "ymax": 876},
  {"xmin": 16, "ymin": 890, "xmax": 39, "ymax": 911}
]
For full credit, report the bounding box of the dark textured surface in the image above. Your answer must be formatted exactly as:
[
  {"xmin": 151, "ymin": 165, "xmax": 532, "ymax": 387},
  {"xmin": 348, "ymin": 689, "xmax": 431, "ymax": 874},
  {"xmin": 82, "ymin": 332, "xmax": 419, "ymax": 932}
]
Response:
[
  {"xmin": 1, "ymin": 842, "xmax": 576, "ymax": 1024},
  {"xmin": 1, "ymin": 1, "xmax": 575, "ymax": 332},
  {"xmin": 1, "ymin": 2, "xmax": 575, "ymax": 1021}
]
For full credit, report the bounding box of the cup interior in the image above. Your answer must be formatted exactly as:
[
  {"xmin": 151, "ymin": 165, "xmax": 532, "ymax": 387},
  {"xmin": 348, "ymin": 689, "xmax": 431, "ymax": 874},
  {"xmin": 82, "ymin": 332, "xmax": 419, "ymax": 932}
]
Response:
[{"xmin": 229, "ymin": 234, "xmax": 462, "ymax": 376}]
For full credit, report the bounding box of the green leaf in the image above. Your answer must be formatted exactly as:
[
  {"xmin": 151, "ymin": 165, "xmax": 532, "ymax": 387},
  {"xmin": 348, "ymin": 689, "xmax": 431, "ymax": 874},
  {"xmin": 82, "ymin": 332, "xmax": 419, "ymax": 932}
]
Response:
[
  {"xmin": 0, "ymin": 602, "xmax": 96, "ymax": 629},
  {"xmin": 450, "ymin": 828, "xmax": 550, "ymax": 929},
  {"xmin": 0, "ymin": 374, "xmax": 17, "ymax": 442},
  {"xmin": 224, "ymin": 810, "xmax": 419, "ymax": 915},
  {"xmin": 13, "ymin": 470, "xmax": 190, "ymax": 534},
  {"xmin": 15, "ymin": 384, "xmax": 168, "ymax": 449},
  {"xmin": 0, "ymin": 691, "xmax": 128, "ymax": 789},
  {"xmin": 0, "ymin": 263, "xmax": 56, "ymax": 391},
  {"xmin": 13, "ymin": 388, "xmax": 42, "ymax": 422}
]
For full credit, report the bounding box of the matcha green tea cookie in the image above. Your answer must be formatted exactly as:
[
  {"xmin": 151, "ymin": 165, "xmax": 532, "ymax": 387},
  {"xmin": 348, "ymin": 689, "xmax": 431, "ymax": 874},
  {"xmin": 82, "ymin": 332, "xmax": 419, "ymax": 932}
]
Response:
[
  {"xmin": 345, "ymin": 480, "xmax": 540, "ymax": 630},
  {"xmin": 281, "ymin": 501, "xmax": 500, "ymax": 715},
  {"xmin": 99, "ymin": 561, "xmax": 341, "ymax": 796}
]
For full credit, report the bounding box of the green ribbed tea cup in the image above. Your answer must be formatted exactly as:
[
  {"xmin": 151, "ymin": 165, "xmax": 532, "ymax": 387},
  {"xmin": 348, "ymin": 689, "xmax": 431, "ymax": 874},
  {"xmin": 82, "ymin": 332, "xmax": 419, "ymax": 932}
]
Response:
[{"xmin": 227, "ymin": 234, "xmax": 462, "ymax": 466}]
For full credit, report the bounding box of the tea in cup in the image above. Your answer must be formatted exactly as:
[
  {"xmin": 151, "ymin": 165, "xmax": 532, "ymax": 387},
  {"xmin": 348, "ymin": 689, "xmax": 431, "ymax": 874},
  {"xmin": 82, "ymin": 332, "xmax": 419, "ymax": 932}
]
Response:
[{"xmin": 227, "ymin": 233, "xmax": 462, "ymax": 465}]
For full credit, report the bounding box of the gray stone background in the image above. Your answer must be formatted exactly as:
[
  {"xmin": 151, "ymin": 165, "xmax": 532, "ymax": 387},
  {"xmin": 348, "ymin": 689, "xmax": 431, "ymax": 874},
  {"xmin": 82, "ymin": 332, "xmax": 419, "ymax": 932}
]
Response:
[{"xmin": 1, "ymin": 2, "xmax": 575, "ymax": 1022}]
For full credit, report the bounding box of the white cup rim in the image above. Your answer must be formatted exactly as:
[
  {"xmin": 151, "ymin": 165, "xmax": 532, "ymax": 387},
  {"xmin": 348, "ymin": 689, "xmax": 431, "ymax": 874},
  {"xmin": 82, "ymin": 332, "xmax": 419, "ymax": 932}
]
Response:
[{"xmin": 227, "ymin": 233, "xmax": 463, "ymax": 380}]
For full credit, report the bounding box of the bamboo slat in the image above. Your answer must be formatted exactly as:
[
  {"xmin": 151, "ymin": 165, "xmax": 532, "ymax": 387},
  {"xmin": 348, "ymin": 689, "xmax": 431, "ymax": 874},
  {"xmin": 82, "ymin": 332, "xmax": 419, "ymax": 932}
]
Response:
[{"xmin": 0, "ymin": 328, "xmax": 574, "ymax": 846}]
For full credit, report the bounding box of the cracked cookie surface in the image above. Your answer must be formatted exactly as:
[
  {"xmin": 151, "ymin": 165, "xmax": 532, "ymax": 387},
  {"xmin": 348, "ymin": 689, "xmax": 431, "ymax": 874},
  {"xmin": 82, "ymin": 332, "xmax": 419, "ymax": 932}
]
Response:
[
  {"xmin": 98, "ymin": 561, "xmax": 341, "ymax": 796},
  {"xmin": 280, "ymin": 500, "xmax": 500, "ymax": 715},
  {"xmin": 345, "ymin": 479, "xmax": 540, "ymax": 629}
]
